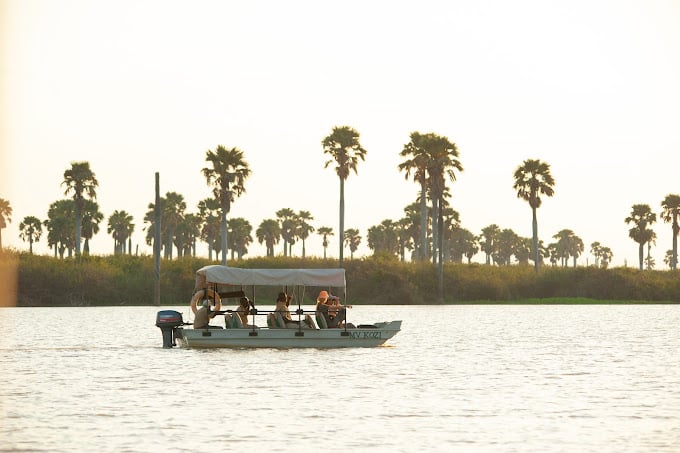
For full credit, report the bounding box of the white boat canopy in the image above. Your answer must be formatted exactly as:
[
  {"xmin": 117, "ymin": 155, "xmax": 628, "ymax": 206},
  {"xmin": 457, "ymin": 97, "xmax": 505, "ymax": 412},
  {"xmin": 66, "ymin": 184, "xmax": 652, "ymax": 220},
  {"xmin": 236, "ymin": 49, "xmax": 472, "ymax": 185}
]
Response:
[{"xmin": 195, "ymin": 265, "xmax": 346, "ymax": 289}]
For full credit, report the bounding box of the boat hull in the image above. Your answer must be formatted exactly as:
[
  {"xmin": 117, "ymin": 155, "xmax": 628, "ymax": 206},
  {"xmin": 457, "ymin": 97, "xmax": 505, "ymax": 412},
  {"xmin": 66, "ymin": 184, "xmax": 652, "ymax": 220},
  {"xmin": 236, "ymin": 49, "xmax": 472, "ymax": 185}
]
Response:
[{"xmin": 174, "ymin": 320, "xmax": 402, "ymax": 349}]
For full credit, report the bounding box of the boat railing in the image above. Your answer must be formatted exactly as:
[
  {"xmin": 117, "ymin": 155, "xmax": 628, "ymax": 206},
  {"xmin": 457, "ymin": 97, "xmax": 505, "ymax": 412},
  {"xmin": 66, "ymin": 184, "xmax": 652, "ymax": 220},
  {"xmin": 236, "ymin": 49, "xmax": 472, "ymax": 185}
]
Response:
[{"xmin": 207, "ymin": 306, "xmax": 351, "ymax": 334}]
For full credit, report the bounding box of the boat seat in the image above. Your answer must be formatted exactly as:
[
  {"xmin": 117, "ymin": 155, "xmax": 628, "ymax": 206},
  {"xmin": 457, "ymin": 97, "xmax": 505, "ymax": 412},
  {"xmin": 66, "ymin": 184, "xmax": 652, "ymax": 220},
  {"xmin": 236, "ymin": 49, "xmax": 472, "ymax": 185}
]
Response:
[
  {"xmin": 274, "ymin": 313, "xmax": 287, "ymax": 328},
  {"xmin": 305, "ymin": 314, "xmax": 317, "ymax": 329},
  {"xmin": 231, "ymin": 313, "xmax": 244, "ymax": 328},
  {"xmin": 315, "ymin": 311, "xmax": 328, "ymax": 329}
]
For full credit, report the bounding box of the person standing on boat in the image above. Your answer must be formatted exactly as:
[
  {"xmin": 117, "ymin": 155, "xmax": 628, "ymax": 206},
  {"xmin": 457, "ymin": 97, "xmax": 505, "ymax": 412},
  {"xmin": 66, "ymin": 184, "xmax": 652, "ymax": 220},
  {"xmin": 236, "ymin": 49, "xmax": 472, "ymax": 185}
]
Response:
[
  {"xmin": 194, "ymin": 300, "xmax": 218, "ymax": 329},
  {"xmin": 316, "ymin": 291, "xmax": 352, "ymax": 328}
]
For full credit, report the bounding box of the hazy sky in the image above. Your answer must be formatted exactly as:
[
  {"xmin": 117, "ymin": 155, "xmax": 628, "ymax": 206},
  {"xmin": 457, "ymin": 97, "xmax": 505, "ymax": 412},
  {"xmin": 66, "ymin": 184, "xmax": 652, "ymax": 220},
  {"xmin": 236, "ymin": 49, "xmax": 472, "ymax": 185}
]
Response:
[{"xmin": 2, "ymin": 0, "xmax": 679, "ymax": 266}]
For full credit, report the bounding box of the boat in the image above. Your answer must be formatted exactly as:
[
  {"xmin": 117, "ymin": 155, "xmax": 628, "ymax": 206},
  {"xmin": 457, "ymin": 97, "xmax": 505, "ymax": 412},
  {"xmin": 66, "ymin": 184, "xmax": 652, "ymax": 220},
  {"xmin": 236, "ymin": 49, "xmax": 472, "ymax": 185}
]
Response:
[{"xmin": 155, "ymin": 265, "xmax": 402, "ymax": 348}]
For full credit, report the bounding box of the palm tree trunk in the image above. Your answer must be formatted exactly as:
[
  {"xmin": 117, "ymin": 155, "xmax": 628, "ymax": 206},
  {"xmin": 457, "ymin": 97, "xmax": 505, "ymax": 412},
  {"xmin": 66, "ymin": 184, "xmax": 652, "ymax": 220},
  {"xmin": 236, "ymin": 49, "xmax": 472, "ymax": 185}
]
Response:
[
  {"xmin": 165, "ymin": 237, "xmax": 173, "ymax": 259},
  {"xmin": 420, "ymin": 185, "xmax": 427, "ymax": 261},
  {"xmin": 638, "ymin": 242, "xmax": 644, "ymax": 270},
  {"xmin": 221, "ymin": 210, "xmax": 227, "ymax": 266},
  {"xmin": 673, "ymin": 216, "xmax": 678, "ymax": 270},
  {"xmin": 532, "ymin": 206, "xmax": 539, "ymax": 272},
  {"xmin": 437, "ymin": 197, "xmax": 444, "ymax": 302},
  {"xmin": 75, "ymin": 204, "xmax": 82, "ymax": 257},
  {"xmin": 432, "ymin": 199, "xmax": 438, "ymax": 265},
  {"xmin": 339, "ymin": 177, "xmax": 345, "ymax": 264}
]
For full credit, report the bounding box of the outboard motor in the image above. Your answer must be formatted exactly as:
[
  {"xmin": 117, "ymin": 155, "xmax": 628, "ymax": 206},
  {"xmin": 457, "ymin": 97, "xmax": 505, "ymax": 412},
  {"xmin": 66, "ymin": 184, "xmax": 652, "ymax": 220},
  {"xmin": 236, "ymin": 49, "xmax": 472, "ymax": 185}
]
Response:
[{"xmin": 156, "ymin": 310, "xmax": 184, "ymax": 348}]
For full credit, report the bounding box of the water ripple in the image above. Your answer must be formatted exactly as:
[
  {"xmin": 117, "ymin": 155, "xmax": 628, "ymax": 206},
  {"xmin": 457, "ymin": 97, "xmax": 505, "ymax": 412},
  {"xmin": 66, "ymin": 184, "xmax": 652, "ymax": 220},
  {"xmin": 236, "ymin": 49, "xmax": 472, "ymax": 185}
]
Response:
[{"xmin": 0, "ymin": 305, "xmax": 679, "ymax": 452}]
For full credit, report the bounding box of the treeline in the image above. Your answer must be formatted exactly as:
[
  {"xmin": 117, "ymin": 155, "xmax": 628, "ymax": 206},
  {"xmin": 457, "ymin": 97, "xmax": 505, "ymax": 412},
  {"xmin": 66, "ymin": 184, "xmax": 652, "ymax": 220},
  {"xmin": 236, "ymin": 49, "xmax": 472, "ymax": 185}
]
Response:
[
  {"xmin": 4, "ymin": 251, "xmax": 679, "ymax": 306},
  {"xmin": 4, "ymin": 140, "xmax": 679, "ymax": 275}
]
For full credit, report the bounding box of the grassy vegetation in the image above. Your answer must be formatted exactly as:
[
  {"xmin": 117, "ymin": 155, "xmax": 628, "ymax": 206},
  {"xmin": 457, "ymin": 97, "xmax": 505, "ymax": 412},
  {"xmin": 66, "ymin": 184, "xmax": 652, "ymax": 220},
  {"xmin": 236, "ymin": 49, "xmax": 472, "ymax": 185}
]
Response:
[
  {"xmin": 2, "ymin": 250, "xmax": 679, "ymax": 306},
  {"xmin": 450, "ymin": 298, "xmax": 662, "ymax": 305}
]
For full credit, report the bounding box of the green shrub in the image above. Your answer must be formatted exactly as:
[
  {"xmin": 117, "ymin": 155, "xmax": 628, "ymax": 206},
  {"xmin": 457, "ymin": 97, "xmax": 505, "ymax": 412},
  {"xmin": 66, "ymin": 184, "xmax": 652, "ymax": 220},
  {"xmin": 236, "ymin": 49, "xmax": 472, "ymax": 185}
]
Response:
[{"xmin": 7, "ymin": 251, "xmax": 680, "ymax": 306}]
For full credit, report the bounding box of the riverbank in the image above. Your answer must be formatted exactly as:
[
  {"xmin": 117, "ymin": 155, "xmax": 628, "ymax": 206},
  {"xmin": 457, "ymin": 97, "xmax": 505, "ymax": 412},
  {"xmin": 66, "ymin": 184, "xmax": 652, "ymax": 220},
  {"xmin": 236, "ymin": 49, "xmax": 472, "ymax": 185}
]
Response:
[
  {"xmin": 449, "ymin": 297, "xmax": 676, "ymax": 304},
  {"xmin": 3, "ymin": 251, "xmax": 679, "ymax": 306}
]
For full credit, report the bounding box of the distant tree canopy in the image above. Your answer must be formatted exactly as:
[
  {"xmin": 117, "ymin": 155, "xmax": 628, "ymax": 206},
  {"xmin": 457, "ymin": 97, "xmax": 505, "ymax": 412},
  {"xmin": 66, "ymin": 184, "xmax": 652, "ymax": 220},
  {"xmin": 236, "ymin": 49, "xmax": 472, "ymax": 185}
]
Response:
[
  {"xmin": 0, "ymin": 197, "xmax": 13, "ymax": 251},
  {"xmin": 6, "ymin": 147, "xmax": 677, "ymax": 273},
  {"xmin": 322, "ymin": 125, "xmax": 367, "ymax": 264},
  {"xmin": 62, "ymin": 161, "xmax": 98, "ymax": 257},
  {"xmin": 513, "ymin": 158, "xmax": 555, "ymax": 272}
]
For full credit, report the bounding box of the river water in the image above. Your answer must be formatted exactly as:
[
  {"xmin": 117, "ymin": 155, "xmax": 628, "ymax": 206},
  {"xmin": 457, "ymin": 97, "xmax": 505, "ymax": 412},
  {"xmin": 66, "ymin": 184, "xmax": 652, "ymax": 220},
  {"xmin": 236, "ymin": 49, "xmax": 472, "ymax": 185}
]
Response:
[{"xmin": 0, "ymin": 305, "xmax": 678, "ymax": 452}]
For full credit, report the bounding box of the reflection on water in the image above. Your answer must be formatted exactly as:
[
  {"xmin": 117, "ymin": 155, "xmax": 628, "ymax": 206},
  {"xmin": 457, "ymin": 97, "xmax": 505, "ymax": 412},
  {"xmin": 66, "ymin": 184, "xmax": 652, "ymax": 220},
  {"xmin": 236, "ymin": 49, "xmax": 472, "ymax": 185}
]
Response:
[{"xmin": 1, "ymin": 305, "xmax": 679, "ymax": 452}]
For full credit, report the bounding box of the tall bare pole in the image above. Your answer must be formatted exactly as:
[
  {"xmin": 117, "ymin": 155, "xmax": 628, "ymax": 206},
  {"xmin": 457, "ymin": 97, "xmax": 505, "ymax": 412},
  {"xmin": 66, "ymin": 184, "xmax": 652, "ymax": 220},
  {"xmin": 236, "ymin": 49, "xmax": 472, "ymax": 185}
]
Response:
[{"xmin": 154, "ymin": 172, "xmax": 161, "ymax": 306}]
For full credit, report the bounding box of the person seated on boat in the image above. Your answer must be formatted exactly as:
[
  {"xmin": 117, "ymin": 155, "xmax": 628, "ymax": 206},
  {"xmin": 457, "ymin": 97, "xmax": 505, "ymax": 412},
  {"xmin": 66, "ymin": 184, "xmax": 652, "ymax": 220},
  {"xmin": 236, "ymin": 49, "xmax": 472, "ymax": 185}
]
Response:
[
  {"xmin": 235, "ymin": 296, "xmax": 254, "ymax": 327},
  {"xmin": 316, "ymin": 292, "xmax": 352, "ymax": 328},
  {"xmin": 193, "ymin": 300, "xmax": 220, "ymax": 329},
  {"xmin": 274, "ymin": 292, "xmax": 314, "ymax": 328}
]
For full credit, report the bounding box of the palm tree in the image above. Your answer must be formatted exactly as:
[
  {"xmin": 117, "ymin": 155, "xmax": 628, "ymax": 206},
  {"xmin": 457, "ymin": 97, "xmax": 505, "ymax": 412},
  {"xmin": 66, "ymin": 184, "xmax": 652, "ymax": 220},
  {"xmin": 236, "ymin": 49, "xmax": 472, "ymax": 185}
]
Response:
[
  {"xmin": 197, "ymin": 198, "xmax": 221, "ymax": 260},
  {"xmin": 664, "ymin": 249, "xmax": 673, "ymax": 269},
  {"xmin": 395, "ymin": 218, "xmax": 414, "ymax": 262},
  {"xmin": 62, "ymin": 161, "xmax": 98, "ymax": 257},
  {"xmin": 296, "ymin": 210, "xmax": 315, "ymax": 258},
  {"xmin": 513, "ymin": 237, "xmax": 533, "ymax": 266},
  {"xmin": 569, "ymin": 234, "xmax": 584, "ymax": 267},
  {"xmin": 144, "ymin": 202, "xmax": 162, "ymax": 255},
  {"xmin": 599, "ymin": 246, "xmax": 613, "ymax": 268},
  {"xmin": 479, "ymin": 224, "xmax": 501, "ymax": 265},
  {"xmin": 162, "ymin": 192, "xmax": 186, "ymax": 259},
  {"xmin": 80, "ymin": 199, "xmax": 103, "ymax": 255},
  {"xmin": 533, "ymin": 239, "xmax": 549, "ymax": 266},
  {"xmin": 553, "ymin": 229, "xmax": 575, "ymax": 267},
  {"xmin": 202, "ymin": 145, "xmax": 251, "ymax": 266},
  {"xmin": 398, "ymin": 132, "xmax": 432, "ymax": 261},
  {"xmin": 276, "ymin": 208, "xmax": 296, "ymax": 256},
  {"xmin": 322, "ymin": 126, "xmax": 367, "ymax": 264},
  {"xmin": 590, "ymin": 241, "xmax": 602, "ymax": 267},
  {"xmin": 316, "ymin": 226, "xmax": 334, "ymax": 259},
  {"xmin": 44, "ymin": 199, "xmax": 75, "ymax": 258},
  {"xmin": 645, "ymin": 230, "xmax": 657, "ymax": 270},
  {"xmin": 367, "ymin": 221, "xmax": 397, "ymax": 257},
  {"xmin": 343, "ymin": 228, "xmax": 362, "ymax": 259},
  {"xmin": 144, "ymin": 192, "xmax": 184, "ymax": 259},
  {"xmin": 660, "ymin": 194, "xmax": 680, "ymax": 270},
  {"xmin": 439, "ymin": 207, "xmax": 460, "ymax": 261},
  {"xmin": 0, "ymin": 198, "xmax": 13, "ymax": 251},
  {"xmin": 107, "ymin": 210, "xmax": 134, "ymax": 255},
  {"xmin": 175, "ymin": 213, "xmax": 202, "ymax": 257},
  {"xmin": 547, "ymin": 242, "xmax": 559, "ymax": 266},
  {"xmin": 513, "ymin": 158, "xmax": 555, "ymax": 272},
  {"xmin": 401, "ymin": 202, "xmax": 423, "ymax": 261},
  {"xmin": 552, "ymin": 229, "xmax": 583, "ymax": 267},
  {"xmin": 494, "ymin": 228, "xmax": 520, "ymax": 265},
  {"xmin": 425, "ymin": 135, "xmax": 462, "ymax": 267},
  {"xmin": 256, "ymin": 219, "xmax": 281, "ymax": 257},
  {"xmin": 450, "ymin": 227, "xmax": 478, "ymax": 264},
  {"xmin": 227, "ymin": 217, "xmax": 253, "ymax": 260},
  {"xmin": 19, "ymin": 216, "xmax": 42, "ymax": 254},
  {"xmin": 625, "ymin": 204, "xmax": 656, "ymax": 270}
]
